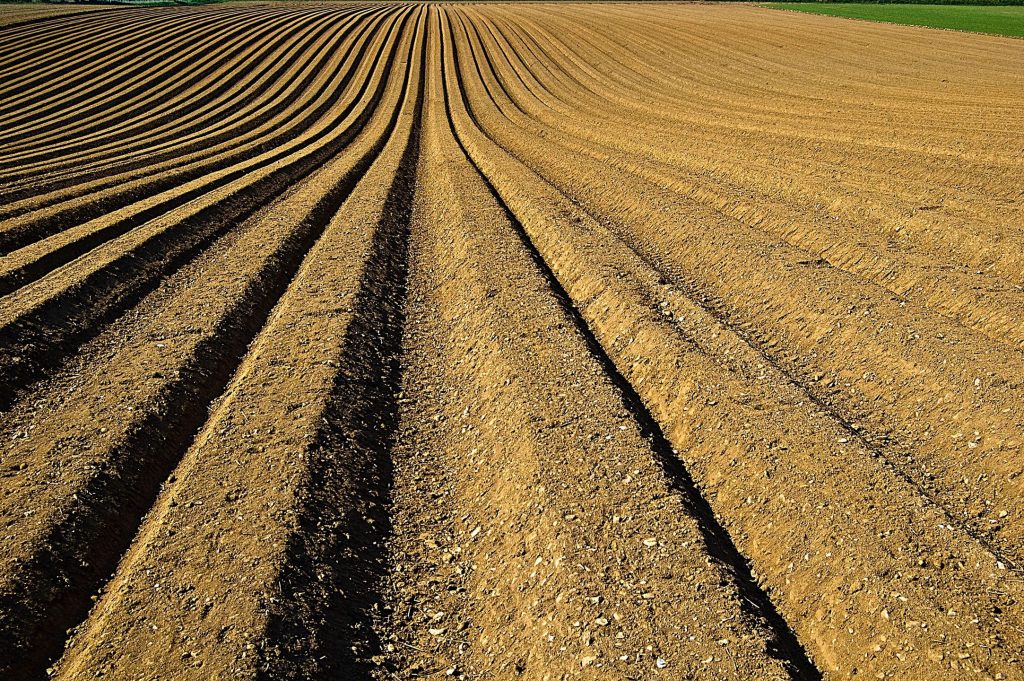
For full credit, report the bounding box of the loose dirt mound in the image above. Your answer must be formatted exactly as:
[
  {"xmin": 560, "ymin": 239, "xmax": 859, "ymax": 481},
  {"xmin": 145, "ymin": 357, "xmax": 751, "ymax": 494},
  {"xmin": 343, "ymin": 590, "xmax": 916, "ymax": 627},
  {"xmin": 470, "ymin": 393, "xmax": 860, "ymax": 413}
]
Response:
[{"xmin": 1, "ymin": 3, "xmax": 1023, "ymax": 679}]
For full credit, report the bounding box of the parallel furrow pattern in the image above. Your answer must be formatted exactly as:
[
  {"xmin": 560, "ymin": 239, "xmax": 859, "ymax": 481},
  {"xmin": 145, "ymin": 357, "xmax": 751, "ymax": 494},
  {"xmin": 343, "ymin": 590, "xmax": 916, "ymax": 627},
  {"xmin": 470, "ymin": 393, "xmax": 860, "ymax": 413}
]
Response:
[{"xmin": 1, "ymin": 3, "xmax": 1022, "ymax": 680}]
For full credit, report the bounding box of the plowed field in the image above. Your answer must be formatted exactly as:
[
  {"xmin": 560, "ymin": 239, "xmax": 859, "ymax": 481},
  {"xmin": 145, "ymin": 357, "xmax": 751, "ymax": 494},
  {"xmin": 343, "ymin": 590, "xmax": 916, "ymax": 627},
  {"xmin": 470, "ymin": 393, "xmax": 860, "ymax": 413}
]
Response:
[
  {"xmin": 2, "ymin": 3, "xmax": 1023, "ymax": 679},
  {"xmin": 0, "ymin": 3, "xmax": 111, "ymax": 29}
]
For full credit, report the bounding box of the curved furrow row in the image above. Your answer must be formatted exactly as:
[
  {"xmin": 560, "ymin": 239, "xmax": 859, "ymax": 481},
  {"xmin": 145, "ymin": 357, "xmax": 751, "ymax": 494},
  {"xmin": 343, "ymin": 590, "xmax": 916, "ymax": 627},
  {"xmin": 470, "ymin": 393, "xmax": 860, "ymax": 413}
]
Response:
[
  {"xmin": 0, "ymin": 6, "xmax": 405, "ymax": 408},
  {"xmin": 0, "ymin": 8, "xmax": 385, "ymax": 227},
  {"xmin": 496, "ymin": 5, "xmax": 1022, "ymax": 245},
  {"xmin": 0, "ymin": 6, "xmax": 370, "ymax": 166},
  {"xmin": 548, "ymin": 4, "xmax": 1024, "ymax": 162},
  {"xmin": 0, "ymin": 7, "xmax": 378, "ymax": 194},
  {"xmin": 0, "ymin": 6, "xmax": 282, "ymax": 121},
  {"xmin": 444, "ymin": 6, "xmax": 1024, "ymax": 678},
  {"xmin": 0, "ymin": 3, "xmax": 114, "ymax": 32},
  {"xmin": 473, "ymin": 12, "xmax": 1024, "ymax": 355},
  {"xmin": 497, "ymin": 6, "xmax": 1024, "ymax": 285},
  {"xmin": 0, "ymin": 6, "xmax": 186, "ymax": 78},
  {"xmin": 0, "ymin": 5, "xmax": 345, "ymax": 150},
  {"xmin": 0, "ymin": 6, "xmax": 353, "ymax": 164},
  {"xmin": 638, "ymin": 15, "xmax": 1022, "ymax": 230},
  {"xmin": 609, "ymin": 4, "xmax": 1024, "ymax": 102},
  {"xmin": 0, "ymin": 7, "xmax": 420, "ymax": 679},
  {"xmin": 1, "ymin": 5, "xmax": 1022, "ymax": 680},
  {"xmin": 0, "ymin": 6, "xmax": 385, "ymax": 255},
  {"xmin": 509, "ymin": 7, "xmax": 1023, "ymax": 254},
  {"xmin": 0, "ymin": 4, "xmax": 311, "ymax": 100},
  {"xmin": 455, "ymin": 6, "xmax": 1024, "ymax": 566}
]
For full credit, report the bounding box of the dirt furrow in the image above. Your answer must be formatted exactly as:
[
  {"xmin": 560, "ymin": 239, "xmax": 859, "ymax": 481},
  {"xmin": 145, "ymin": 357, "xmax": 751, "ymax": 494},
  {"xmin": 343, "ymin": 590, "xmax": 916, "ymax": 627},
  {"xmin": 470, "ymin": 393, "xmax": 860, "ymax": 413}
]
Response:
[
  {"xmin": 0, "ymin": 9, "xmax": 418, "ymax": 678},
  {"xmin": 0, "ymin": 6, "xmax": 346, "ymax": 167},
  {"xmin": 0, "ymin": 3, "xmax": 114, "ymax": 31},
  {"xmin": 0, "ymin": 7, "xmax": 383, "ymax": 251},
  {"xmin": 497, "ymin": 6, "xmax": 1024, "ymax": 289},
  {"xmin": 486, "ymin": 5, "xmax": 1020, "ymax": 219},
  {"xmin": 0, "ymin": 8, "xmax": 157, "ymax": 65},
  {"xmin": 472, "ymin": 9, "xmax": 1024, "ymax": 354},
  {"xmin": 0, "ymin": 7, "xmax": 369, "ymax": 179},
  {"xmin": 0, "ymin": 9, "xmax": 363, "ymax": 156},
  {"xmin": 45, "ymin": 11, "xmax": 424, "ymax": 679},
  {"xmin": 452, "ymin": 6, "xmax": 1024, "ymax": 568},
  {"xmin": 534, "ymin": 4, "xmax": 1022, "ymax": 163},
  {"xmin": 0, "ymin": 5, "xmax": 306, "ymax": 108},
  {"xmin": 370, "ymin": 18, "xmax": 805, "ymax": 680},
  {"xmin": 0, "ymin": 8, "xmax": 407, "ymax": 409},
  {"xmin": 445, "ymin": 9, "xmax": 1024, "ymax": 677},
  {"xmin": 0, "ymin": 7, "xmax": 271, "ymax": 126},
  {"xmin": 0, "ymin": 7, "xmax": 202, "ymax": 87}
]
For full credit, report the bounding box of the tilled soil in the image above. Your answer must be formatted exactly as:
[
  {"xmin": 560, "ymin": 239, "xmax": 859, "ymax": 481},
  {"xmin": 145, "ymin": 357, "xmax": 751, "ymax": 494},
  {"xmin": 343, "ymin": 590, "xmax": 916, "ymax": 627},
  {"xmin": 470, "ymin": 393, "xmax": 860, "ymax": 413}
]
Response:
[
  {"xmin": 1, "ymin": 3, "xmax": 1023, "ymax": 680},
  {"xmin": 0, "ymin": 3, "xmax": 111, "ymax": 29}
]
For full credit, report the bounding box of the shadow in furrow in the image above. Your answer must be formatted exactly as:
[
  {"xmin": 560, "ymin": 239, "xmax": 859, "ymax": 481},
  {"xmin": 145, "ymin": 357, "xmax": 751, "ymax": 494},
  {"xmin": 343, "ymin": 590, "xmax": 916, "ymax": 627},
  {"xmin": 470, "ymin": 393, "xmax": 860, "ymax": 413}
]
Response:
[
  {"xmin": 0, "ymin": 11, "xmax": 390, "ymax": 264},
  {"xmin": 0, "ymin": 19, "xmax": 416, "ymax": 681},
  {"xmin": 0, "ymin": 8, "xmax": 137, "ymax": 37},
  {"xmin": 0, "ymin": 15, "xmax": 271, "ymax": 148},
  {"xmin": 0, "ymin": 9, "xmax": 377, "ymax": 212},
  {"xmin": 0, "ymin": 7, "xmax": 322, "ymax": 152},
  {"xmin": 481, "ymin": 171, "xmax": 821, "ymax": 681},
  {"xmin": 450, "ymin": 6, "xmax": 1024, "ymax": 576},
  {"xmin": 583, "ymin": 220, "xmax": 1024, "ymax": 575},
  {"xmin": 256, "ymin": 24, "xmax": 425, "ymax": 681},
  {"xmin": 0, "ymin": 13, "xmax": 411, "ymax": 414},
  {"xmin": 439, "ymin": 34, "xmax": 820, "ymax": 678}
]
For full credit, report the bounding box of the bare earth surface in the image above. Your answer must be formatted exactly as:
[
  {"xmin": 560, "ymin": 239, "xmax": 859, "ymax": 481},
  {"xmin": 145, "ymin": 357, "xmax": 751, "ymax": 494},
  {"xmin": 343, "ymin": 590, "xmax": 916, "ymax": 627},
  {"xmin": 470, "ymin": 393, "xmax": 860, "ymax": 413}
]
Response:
[
  {"xmin": 1, "ymin": 3, "xmax": 1023, "ymax": 679},
  {"xmin": 0, "ymin": 3, "xmax": 112, "ymax": 27}
]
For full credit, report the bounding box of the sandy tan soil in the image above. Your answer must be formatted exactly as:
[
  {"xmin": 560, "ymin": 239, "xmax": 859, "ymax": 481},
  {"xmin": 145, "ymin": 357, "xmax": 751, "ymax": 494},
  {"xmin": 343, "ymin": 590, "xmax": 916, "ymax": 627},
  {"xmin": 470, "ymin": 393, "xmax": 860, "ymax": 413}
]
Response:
[
  {"xmin": 0, "ymin": 3, "xmax": 112, "ymax": 28},
  {"xmin": 1, "ymin": 3, "xmax": 1023, "ymax": 679}
]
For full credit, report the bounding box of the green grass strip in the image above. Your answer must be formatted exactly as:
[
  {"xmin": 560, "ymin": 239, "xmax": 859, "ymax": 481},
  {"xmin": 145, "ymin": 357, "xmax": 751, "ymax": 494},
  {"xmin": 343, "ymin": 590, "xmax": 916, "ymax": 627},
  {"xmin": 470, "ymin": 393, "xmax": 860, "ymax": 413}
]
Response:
[{"xmin": 765, "ymin": 3, "xmax": 1024, "ymax": 37}]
